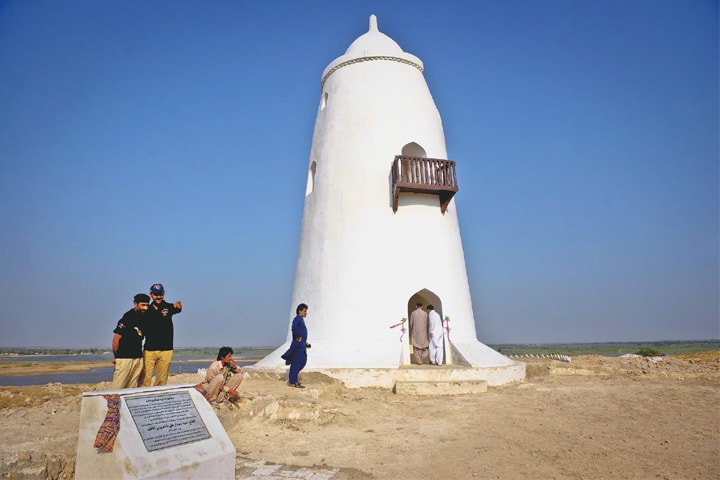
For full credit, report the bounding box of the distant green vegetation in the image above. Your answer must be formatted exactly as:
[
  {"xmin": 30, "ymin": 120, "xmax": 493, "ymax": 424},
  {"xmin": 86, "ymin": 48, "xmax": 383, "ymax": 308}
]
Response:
[
  {"xmin": 0, "ymin": 346, "xmax": 276, "ymax": 358},
  {"xmin": 171, "ymin": 347, "xmax": 225, "ymax": 359},
  {"xmin": 635, "ymin": 347, "xmax": 662, "ymax": 357},
  {"xmin": 0, "ymin": 347, "xmax": 108, "ymax": 356},
  {"xmin": 171, "ymin": 347, "xmax": 275, "ymax": 359},
  {"xmin": 2, "ymin": 341, "xmax": 717, "ymax": 358},
  {"xmin": 489, "ymin": 340, "xmax": 720, "ymax": 357}
]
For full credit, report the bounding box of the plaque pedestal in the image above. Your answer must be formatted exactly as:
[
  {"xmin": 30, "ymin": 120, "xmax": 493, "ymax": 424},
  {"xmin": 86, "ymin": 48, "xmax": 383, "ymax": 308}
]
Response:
[{"xmin": 75, "ymin": 384, "xmax": 235, "ymax": 480}]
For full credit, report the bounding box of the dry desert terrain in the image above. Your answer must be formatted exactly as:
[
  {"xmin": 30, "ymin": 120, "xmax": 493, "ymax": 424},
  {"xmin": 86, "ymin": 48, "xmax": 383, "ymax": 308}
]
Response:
[{"xmin": 0, "ymin": 352, "xmax": 718, "ymax": 479}]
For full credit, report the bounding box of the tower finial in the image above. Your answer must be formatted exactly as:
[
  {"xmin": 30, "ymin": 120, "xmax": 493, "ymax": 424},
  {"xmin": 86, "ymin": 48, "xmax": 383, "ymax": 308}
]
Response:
[{"xmin": 369, "ymin": 14, "xmax": 378, "ymax": 32}]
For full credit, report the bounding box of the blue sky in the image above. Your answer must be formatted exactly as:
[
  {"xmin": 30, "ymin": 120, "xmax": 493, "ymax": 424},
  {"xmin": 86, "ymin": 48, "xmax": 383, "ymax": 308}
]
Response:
[{"xmin": 0, "ymin": 0, "xmax": 717, "ymax": 348}]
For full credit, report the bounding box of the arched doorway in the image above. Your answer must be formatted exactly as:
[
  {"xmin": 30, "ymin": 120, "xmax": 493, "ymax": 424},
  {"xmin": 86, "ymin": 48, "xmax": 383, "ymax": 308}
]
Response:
[
  {"xmin": 401, "ymin": 142, "xmax": 426, "ymax": 158},
  {"xmin": 406, "ymin": 288, "xmax": 448, "ymax": 365}
]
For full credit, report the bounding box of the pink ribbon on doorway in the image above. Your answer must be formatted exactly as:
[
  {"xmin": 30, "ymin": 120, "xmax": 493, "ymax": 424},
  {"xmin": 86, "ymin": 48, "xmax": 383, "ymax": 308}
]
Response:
[
  {"xmin": 389, "ymin": 318, "xmax": 408, "ymax": 342},
  {"xmin": 444, "ymin": 316, "xmax": 451, "ymax": 341}
]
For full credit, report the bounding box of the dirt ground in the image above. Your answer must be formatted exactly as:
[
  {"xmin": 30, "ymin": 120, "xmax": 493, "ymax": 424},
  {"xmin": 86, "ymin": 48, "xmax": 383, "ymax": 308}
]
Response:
[{"xmin": 0, "ymin": 352, "xmax": 718, "ymax": 479}]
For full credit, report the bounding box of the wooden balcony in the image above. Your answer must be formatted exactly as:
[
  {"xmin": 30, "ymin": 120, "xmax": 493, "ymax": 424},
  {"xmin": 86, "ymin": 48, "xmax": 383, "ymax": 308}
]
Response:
[{"xmin": 391, "ymin": 155, "xmax": 458, "ymax": 213}]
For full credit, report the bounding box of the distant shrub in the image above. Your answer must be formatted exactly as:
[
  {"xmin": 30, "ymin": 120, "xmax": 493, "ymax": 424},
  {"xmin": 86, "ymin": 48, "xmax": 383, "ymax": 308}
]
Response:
[{"xmin": 636, "ymin": 347, "xmax": 662, "ymax": 357}]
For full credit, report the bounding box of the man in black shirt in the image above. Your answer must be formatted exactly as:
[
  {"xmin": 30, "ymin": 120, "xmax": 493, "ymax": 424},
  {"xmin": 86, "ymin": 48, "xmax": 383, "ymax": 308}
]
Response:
[
  {"xmin": 111, "ymin": 293, "xmax": 149, "ymax": 389},
  {"xmin": 139, "ymin": 283, "xmax": 183, "ymax": 386}
]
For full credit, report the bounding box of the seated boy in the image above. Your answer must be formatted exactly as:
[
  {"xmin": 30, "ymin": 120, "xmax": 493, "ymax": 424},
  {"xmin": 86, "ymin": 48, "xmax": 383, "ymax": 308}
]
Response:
[{"xmin": 201, "ymin": 346, "xmax": 244, "ymax": 404}]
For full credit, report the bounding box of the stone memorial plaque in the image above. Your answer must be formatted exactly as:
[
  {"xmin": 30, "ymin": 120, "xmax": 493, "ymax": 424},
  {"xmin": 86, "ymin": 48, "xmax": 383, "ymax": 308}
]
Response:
[{"xmin": 126, "ymin": 392, "xmax": 210, "ymax": 452}]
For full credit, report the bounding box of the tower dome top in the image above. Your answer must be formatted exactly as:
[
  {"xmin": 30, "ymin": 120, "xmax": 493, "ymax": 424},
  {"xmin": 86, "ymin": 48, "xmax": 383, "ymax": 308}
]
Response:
[
  {"xmin": 320, "ymin": 15, "xmax": 423, "ymax": 90},
  {"xmin": 344, "ymin": 15, "xmax": 404, "ymax": 57}
]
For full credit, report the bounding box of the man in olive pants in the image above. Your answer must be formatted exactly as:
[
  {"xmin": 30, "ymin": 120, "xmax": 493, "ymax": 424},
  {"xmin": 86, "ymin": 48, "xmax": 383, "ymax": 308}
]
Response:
[{"xmin": 139, "ymin": 283, "xmax": 182, "ymax": 386}]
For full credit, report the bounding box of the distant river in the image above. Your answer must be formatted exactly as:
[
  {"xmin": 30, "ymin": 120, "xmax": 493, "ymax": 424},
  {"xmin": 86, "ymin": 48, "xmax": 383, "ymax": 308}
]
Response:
[{"xmin": 0, "ymin": 354, "xmax": 262, "ymax": 387}]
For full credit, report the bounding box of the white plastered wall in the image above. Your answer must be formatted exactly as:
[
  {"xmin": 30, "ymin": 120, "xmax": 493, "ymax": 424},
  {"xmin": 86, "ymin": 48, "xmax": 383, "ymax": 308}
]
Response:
[{"xmin": 256, "ymin": 17, "xmax": 516, "ymax": 372}]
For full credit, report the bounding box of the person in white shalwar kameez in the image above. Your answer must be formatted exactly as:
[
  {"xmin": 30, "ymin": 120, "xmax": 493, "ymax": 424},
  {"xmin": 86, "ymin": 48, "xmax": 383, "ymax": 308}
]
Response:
[{"xmin": 427, "ymin": 305, "xmax": 444, "ymax": 365}]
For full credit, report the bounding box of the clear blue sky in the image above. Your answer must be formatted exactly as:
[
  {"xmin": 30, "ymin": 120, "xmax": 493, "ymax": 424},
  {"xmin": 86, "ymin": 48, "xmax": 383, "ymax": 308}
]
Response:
[{"xmin": 0, "ymin": 0, "xmax": 717, "ymax": 348}]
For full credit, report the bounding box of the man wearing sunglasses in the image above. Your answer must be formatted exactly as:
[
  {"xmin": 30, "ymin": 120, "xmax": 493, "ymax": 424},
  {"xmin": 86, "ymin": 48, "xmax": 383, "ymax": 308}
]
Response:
[{"xmin": 139, "ymin": 283, "xmax": 183, "ymax": 387}]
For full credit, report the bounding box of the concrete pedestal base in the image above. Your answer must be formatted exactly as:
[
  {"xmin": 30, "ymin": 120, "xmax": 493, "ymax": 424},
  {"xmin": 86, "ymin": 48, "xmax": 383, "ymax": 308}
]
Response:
[
  {"xmin": 75, "ymin": 384, "xmax": 235, "ymax": 480},
  {"xmin": 248, "ymin": 361, "xmax": 525, "ymax": 389}
]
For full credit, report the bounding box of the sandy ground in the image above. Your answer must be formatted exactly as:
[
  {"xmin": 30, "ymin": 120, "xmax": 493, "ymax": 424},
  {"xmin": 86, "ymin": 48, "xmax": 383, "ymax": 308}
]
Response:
[{"xmin": 0, "ymin": 352, "xmax": 718, "ymax": 479}]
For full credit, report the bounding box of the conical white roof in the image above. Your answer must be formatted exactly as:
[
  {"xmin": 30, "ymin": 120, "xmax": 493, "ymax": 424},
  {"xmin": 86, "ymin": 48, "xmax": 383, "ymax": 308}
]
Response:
[
  {"xmin": 344, "ymin": 15, "xmax": 404, "ymax": 56},
  {"xmin": 321, "ymin": 15, "xmax": 423, "ymax": 89}
]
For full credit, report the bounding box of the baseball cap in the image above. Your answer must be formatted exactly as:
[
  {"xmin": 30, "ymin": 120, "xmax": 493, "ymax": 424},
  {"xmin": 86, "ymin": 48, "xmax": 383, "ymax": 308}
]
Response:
[{"xmin": 150, "ymin": 283, "xmax": 165, "ymax": 295}]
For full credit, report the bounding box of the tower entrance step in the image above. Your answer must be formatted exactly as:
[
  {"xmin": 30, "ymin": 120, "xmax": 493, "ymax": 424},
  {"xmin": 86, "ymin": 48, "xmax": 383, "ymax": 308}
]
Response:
[{"xmin": 392, "ymin": 379, "xmax": 488, "ymax": 395}]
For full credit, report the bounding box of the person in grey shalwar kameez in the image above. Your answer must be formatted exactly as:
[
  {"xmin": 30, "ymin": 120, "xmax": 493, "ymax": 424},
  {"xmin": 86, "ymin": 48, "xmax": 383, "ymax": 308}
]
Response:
[
  {"xmin": 202, "ymin": 346, "xmax": 244, "ymax": 404},
  {"xmin": 409, "ymin": 302, "xmax": 429, "ymax": 364}
]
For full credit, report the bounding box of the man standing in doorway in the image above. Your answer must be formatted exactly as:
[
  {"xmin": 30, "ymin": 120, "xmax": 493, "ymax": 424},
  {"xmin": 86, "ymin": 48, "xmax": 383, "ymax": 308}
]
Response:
[
  {"xmin": 111, "ymin": 294, "xmax": 149, "ymax": 390},
  {"xmin": 427, "ymin": 304, "xmax": 444, "ymax": 365},
  {"xmin": 139, "ymin": 283, "xmax": 182, "ymax": 387},
  {"xmin": 409, "ymin": 302, "xmax": 429, "ymax": 364}
]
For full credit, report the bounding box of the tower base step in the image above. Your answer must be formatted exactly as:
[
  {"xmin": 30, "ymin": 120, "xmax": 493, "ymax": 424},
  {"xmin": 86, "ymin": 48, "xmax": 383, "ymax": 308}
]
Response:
[
  {"xmin": 393, "ymin": 379, "xmax": 487, "ymax": 395},
  {"xmin": 248, "ymin": 362, "xmax": 524, "ymax": 389}
]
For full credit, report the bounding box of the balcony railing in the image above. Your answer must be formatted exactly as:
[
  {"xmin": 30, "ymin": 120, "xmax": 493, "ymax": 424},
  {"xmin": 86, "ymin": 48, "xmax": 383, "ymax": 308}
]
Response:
[{"xmin": 391, "ymin": 155, "xmax": 458, "ymax": 213}]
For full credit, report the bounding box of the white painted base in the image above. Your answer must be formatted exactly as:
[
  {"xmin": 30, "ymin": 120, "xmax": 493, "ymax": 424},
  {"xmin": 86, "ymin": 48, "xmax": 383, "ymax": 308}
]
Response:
[
  {"xmin": 248, "ymin": 361, "xmax": 525, "ymax": 389},
  {"xmin": 254, "ymin": 338, "xmax": 523, "ymax": 387}
]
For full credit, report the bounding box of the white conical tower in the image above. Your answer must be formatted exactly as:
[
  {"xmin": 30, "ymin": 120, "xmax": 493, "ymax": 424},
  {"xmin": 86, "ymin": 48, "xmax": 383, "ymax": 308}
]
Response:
[{"xmin": 255, "ymin": 16, "xmax": 523, "ymax": 386}]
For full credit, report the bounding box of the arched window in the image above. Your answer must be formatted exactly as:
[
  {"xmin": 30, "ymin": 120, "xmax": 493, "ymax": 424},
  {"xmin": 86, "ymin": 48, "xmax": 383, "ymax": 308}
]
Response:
[
  {"xmin": 306, "ymin": 161, "xmax": 317, "ymax": 197},
  {"xmin": 320, "ymin": 92, "xmax": 328, "ymax": 111}
]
